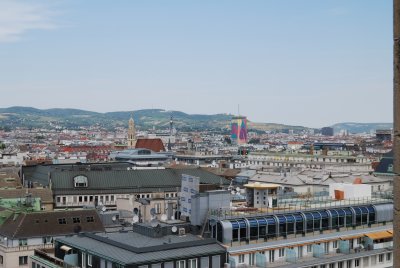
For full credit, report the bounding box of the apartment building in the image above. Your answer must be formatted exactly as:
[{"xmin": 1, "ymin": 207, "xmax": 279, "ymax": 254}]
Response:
[
  {"xmin": 0, "ymin": 210, "xmax": 104, "ymax": 268},
  {"xmin": 209, "ymin": 199, "xmax": 393, "ymax": 267}
]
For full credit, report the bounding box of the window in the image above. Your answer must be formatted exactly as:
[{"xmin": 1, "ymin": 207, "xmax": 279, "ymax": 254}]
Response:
[
  {"xmin": 19, "ymin": 256, "xmax": 28, "ymax": 265},
  {"xmin": 333, "ymin": 240, "xmax": 338, "ymax": 248},
  {"xmin": 355, "ymin": 259, "xmax": 360, "ymax": 267},
  {"xmin": 86, "ymin": 216, "xmax": 94, "ymax": 222},
  {"xmin": 79, "ymin": 196, "xmax": 83, "ymax": 202},
  {"xmin": 188, "ymin": 258, "xmax": 197, "ymax": 268},
  {"xmin": 74, "ymin": 175, "xmax": 88, "ymax": 188},
  {"xmin": 177, "ymin": 260, "xmax": 186, "ymax": 268},
  {"xmin": 155, "ymin": 203, "xmax": 161, "ymax": 214},
  {"xmin": 307, "ymin": 244, "xmax": 312, "ymax": 253},
  {"xmin": 387, "ymin": 253, "xmax": 392, "ymax": 261},
  {"xmin": 269, "ymin": 250, "xmax": 275, "ymax": 262},
  {"xmin": 238, "ymin": 254, "xmax": 245, "ymax": 263},
  {"xmin": 0, "ymin": 255, "xmax": 3, "ymax": 264},
  {"xmin": 329, "ymin": 264, "xmax": 335, "ymax": 268},
  {"xmin": 58, "ymin": 218, "xmax": 67, "ymax": 224},
  {"xmin": 379, "ymin": 254, "xmax": 384, "ymax": 263},
  {"xmin": 87, "ymin": 254, "xmax": 92, "ymax": 267},
  {"xmin": 56, "ymin": 197, "xmax": 61, "ymax": 203},
  {"xmin": 346, "ymin": 260, "xmax": 351, "ymax": 268},
  {"xmin": 298, "ymin": 246, "xmax": 303, "ymax": 258},
  {"xmin": 249, "ymin": 253, "xmax": 255, "ymax": 265},
  {"xmin": 324, "ymin": 242, "xmax": 329, "ymax": 254},
  {"xmin": 81, "ymin": 252, "xmax": 86, "ymax": 267},
  {"xmin": 42, "ymin": 236, "xmax": 52, "ymax": 244},
  {"xmin": 72, "ymin": 217, "xmax": 81, "ymax": 223},
  {"xmin": 278, "ymin": 248, "xmax": 285, "ymax": 257},
  {"xmin": 200, "ymin": 257, "xmax": 209, "ymax": 268},
  {"xmin": 19, "ymin": 239, "xmax": 27, "ymax": 246}
]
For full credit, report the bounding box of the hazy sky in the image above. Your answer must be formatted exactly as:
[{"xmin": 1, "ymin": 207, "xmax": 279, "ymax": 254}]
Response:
[{"xmin": 0, "ymin": 0, "xmax": 392, "ymax": 128}]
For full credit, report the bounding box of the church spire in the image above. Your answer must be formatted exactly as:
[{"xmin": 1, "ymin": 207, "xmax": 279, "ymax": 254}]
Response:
[{"xmin": 127, "ymin": 112, "xmax": 136, "ymax": 148}]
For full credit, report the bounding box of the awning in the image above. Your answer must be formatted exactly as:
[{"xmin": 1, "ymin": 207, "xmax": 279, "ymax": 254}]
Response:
[
  {"xmin": 340, "ymin": 234, "xmax": 365, "ymax": 240},
  {"xmin": 366, "ymin": 231, "xmax": 393, "ymax": 240},
  {"xmin": 60, "ymin": 245, "xmax": 72, "ymax": 251}
]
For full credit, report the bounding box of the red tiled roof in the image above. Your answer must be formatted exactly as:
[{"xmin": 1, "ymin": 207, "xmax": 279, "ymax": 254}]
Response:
[{"xmin": 135, "ymin": 138, "xmax": 166, "ymax": 152}]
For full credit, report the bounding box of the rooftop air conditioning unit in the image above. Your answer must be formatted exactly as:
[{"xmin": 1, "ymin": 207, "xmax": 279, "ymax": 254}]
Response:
[{"xmin": 178, "ymin": 228, "xmax": 186, "ymax": 236}]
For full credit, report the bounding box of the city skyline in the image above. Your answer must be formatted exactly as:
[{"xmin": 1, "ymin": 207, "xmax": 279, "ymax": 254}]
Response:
[{"xmin": 0, "ymin": 0, "xmax": 392, "ymax": 128}]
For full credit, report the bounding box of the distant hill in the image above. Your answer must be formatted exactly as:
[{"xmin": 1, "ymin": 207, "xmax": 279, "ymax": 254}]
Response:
[
  {"xmin": 0, "ymin": 106, "xmax": 313, "ymax": 132},
  {"xmin": 331, "ymin": 122, "xmax": 393, "ymax": 134},
  {"xmin": 0, "ymin": 106, "xmax": 390, "ymax": 133}
]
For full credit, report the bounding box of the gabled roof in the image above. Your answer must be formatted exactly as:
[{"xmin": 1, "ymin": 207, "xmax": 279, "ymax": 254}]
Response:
[
  {"xmin": 135, "ymin": 138, "xmax": 165, "ymax": 152},
  {"xmin": 0, "ymin": 209, "xmax": 104, "ymax": 239}
]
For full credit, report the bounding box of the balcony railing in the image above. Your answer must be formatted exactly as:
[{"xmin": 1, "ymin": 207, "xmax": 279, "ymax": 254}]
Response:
[{"xmin": 0, "ymin": 243, "xmax": 53, "ymax": 253}]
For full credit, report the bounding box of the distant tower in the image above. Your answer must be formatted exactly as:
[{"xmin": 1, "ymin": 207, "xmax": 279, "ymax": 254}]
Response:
[
  {"xmin": 168, "ymin": 115, "xmax": 174, "ymax": 151},
  {"xmin": 169, "ymin": 115, "xmax": 174, "ymax": 136},
  {"xmin": 127, "ymin": 113, "xmax": 136, "ymax": 148}
]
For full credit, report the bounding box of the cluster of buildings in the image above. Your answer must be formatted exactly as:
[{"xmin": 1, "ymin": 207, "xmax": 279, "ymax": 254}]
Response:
[{"xmin": 0, "ymin": 113, "xmax": 395, "ymax": 267}]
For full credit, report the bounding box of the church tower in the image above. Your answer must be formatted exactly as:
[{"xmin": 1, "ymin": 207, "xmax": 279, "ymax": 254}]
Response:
[{"xmin": 127, "ymin": 113, "xmax": 136, "ymax": 148}]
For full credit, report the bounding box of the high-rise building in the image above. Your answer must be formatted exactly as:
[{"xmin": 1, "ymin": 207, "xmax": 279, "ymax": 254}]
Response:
[
  {"xmin": 127, "ymin": 113, "xmax": 136, "ymax": 148},
  {"xmin": 321, "ymin": 126, "xmax": 334, "ymax": 136},
  {"xmin": 231, "ymin": 116, "xmax": 248, "ymax": 144}
]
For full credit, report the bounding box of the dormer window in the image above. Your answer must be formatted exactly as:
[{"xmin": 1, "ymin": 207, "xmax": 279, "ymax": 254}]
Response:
[{"xmin": 74, "ymin": 175, "xmax": 88, "ymax": 188}]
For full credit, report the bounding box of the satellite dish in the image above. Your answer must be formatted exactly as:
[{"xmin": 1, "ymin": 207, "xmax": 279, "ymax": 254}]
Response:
[
  {"xmin": 132, "ymin": 215, "xmax": 139, "ymax": 224},
  {"xmin": 101, "ymin": 206, "xmax": 107, "ymax": 212},
  {"xmin": 171, "ymin": 215, "xmax": 175, "ymax": 220},
  {"xmin": 150, "ymin": 208, "xmax": 156, "ymax": 216},
  {"xmin": 171, "ymin": 226, "xmax": 178, "ymax": 233},
  {"xmin": 133, "ymin": 208, "xmax": 139, "ymax": 215},
  {"xmin": 236, "ymin": 187, "xmax": 240, "ymax": 192},
  {"xmin": 112, "ymin": 216, "xmax": 117, "ymax": 222},
  {"xmin": 231, "ymin": 191, "xmax": 235, "ymax": 195},
  {"xmin": 150, "ymin": 218, "xmax": 158, "ymax": 228},
  {"xmin": 161, "ymin": 214, "xmax": 168, "ymax": 221}
]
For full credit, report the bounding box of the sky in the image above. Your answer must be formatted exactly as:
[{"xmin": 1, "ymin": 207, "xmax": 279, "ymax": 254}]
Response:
[{"xmin": 0, "ymin": 0, "xmax": 393, "ymax": 128}]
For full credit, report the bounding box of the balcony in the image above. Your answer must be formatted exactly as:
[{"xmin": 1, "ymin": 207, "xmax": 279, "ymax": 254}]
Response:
[{"xmin": 0, "ymin": 243, "xmax": 54, "ymax": 253}]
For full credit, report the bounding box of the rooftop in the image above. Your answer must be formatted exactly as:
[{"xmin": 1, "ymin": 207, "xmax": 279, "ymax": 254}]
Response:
[
  {"xmin": 57, "ymin": 232, "xmax": 225, "ymax": 265},
  {"xmin": 210, "ymin": 197, "xmax": 392, "ymax": 220},
  {"xmin": 0, "ymin": 209, "xmax": 105, "ymax": 239}
]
